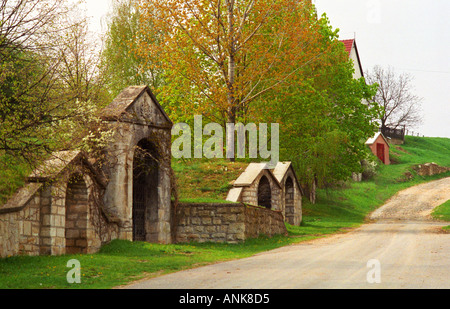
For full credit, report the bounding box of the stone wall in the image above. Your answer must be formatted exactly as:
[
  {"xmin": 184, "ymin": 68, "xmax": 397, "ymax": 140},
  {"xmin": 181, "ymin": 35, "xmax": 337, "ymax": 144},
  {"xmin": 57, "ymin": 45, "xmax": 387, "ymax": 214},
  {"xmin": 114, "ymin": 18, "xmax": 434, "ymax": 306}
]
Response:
[
  {"xmin": 0, "ymin": 170, "xmax": 120, "ymax": 258},
  {"xmin": 65, "ymin": 176, "xmax": 89, "ymax": 254},
  {"xmin": 175, "ymin": 202, "xmax": 287, "ymax": 244},
  {"xmin": 0, "ymin": 185, "xmax": 42, "ymax": 257},
  {"xmin": 39, "ymin": 184, "xmax": 67, "ymax": 256}
]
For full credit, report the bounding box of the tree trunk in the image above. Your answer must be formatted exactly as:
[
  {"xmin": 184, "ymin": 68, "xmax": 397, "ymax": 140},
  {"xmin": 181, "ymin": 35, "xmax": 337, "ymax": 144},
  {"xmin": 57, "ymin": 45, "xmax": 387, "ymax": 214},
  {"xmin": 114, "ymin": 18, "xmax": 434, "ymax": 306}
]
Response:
[
  {"xmin": 309, "ymin": 175, "xmax": 318, "ymax": 204},
  {"xmin": 226, "ymin": 0, "xmax": 236, "ymax": 162}
]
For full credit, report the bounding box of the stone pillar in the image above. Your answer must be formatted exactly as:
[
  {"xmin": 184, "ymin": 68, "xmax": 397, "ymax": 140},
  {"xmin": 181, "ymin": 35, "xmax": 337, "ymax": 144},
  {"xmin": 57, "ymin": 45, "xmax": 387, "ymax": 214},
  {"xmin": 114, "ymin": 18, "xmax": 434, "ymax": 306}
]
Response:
[{"xmin": 39, "ymin": 184, "xmax": 66, "ymax": 255}]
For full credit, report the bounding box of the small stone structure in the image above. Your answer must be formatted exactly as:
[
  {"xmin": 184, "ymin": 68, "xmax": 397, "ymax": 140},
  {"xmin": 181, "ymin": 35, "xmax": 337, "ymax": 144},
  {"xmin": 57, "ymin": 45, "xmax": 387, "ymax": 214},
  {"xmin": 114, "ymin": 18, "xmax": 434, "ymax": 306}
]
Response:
[
  {"xmin": 101, "ymin": 86, "xmax": 173, "ymax": 244},
  {"xmin": 0, "ymin": 151, "xmax": 121, "ymax": 256},
  {"xmin": 0, "ymin": 85, "xmax": 174, "ymax": 257},
  {"xmin": 226, "ymin": 162, "xmax": 302, "ymax": 226},
  {"xmin": 175, "ymin": 202, "xmax": 287, "ymax": 243}
]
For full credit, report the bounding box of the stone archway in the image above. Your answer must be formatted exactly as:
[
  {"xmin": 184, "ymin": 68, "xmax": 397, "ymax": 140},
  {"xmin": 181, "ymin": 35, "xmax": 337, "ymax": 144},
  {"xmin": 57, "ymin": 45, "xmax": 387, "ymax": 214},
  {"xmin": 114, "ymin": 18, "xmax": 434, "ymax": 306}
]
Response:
[
  {"xmin": 132, "ymin": 139, "xmax": 159, "ymax": 242},
  {"xmin": 258, "ymin": 175, "xmax": 272, "ymax": 209},
  {"xmin": 65, "ymin": 173, "xmax": 88, "ymax": 254}
]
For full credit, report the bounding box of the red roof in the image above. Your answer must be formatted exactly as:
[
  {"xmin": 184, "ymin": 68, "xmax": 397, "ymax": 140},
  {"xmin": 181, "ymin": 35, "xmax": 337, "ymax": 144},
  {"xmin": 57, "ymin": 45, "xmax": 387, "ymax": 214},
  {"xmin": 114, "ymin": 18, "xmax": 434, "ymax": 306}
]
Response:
[
  {"xmin": 339, "ymin": 38, "xmax": 364, "ymax": 77},
  {"xmin": 340, "ymin": 39, "xmax": 354, "ymax": 55}
]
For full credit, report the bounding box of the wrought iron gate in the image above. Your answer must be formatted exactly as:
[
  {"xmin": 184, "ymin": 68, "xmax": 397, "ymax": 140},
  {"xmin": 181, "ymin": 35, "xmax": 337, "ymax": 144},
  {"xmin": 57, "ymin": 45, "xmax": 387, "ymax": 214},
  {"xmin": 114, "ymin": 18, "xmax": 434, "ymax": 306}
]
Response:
[{"xmin": 133, "ymin": 171, "xmax": 146, "ymax": 241}]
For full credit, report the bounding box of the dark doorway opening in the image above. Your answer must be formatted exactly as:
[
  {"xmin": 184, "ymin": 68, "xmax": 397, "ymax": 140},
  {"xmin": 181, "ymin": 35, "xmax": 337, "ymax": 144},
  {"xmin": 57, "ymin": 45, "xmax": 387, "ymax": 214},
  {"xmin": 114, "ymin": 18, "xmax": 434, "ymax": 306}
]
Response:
[
  {"xmin": 257, "ymin": 175, "xmax": 272, "ymax": 209},
  {"xmin": 133, "ymin": 139, "xmax": 159, "ymax": 241}
]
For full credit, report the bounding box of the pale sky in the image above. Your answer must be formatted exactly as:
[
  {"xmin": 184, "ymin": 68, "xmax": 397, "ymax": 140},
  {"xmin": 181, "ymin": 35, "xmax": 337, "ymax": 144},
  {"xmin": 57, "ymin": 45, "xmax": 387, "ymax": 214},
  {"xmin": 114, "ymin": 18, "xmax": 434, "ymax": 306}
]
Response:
[
  {"xmin": 314, "ymin": 0, "xmax": 449, "ymax": 138},
  {"xmin": 83, "ymin": 0, "xmax": 449, "ymax": 138}
]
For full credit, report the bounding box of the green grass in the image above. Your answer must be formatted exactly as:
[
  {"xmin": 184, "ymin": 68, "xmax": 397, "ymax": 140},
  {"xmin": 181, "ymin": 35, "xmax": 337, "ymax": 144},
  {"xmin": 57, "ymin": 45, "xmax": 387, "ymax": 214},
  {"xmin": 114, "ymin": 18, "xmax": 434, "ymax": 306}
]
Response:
[
  {"xmin": 0, "ymin": 154, "xmax": 33, "ymax": 205},
  {"xmin": 432, "ymin": 200, "xmax": 450, "ymax": 221},
  {"xmin": 432, "ymin": 199, "xmax": 450, "ymax": 231},
  {"xmin": 0, "ymin": 236, "xmax": 316, "ymax": 289},
  {"xmin": 172, "ymin": 158, "xmax": 248, "ymax": 203},
  {"xmin": 292, "ymin": 136, "xmax": 450, "ymax": 237},
  {"xmin": 1, "ymin": 136, "xmax": 449, "ymax": 289}
]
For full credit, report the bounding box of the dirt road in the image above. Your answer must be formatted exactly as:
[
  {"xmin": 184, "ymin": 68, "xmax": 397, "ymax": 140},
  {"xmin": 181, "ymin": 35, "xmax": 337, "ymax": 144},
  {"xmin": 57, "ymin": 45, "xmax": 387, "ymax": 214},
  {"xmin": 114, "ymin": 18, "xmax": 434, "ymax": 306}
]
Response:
[{"xmin": 121, "ymin": 177, "xmax": 450, "ymax": 289}]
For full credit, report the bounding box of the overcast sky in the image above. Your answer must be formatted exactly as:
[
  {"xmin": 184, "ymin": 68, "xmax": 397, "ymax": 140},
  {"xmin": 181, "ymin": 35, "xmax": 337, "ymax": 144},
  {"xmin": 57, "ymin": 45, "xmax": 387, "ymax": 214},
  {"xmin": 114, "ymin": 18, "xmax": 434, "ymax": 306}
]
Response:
[{"xmin": 84, "ymin": 0, "xmax": 449, "ymax": 138}]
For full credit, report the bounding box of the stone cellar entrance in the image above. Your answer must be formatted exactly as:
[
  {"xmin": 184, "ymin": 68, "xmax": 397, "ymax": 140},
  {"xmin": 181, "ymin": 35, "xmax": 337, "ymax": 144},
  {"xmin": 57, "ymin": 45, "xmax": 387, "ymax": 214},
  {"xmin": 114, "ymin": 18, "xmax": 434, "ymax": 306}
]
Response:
[
  {"xmin": 132, "ymin": 139, "xmax": 160, "ymax": 242},
  {"xmin": 257, "ymin": 175, "xmax": 272, "ymax": 209},
  {"xmin": 65, "ymin": 173, "xmax": 88, "ymax": 254}
]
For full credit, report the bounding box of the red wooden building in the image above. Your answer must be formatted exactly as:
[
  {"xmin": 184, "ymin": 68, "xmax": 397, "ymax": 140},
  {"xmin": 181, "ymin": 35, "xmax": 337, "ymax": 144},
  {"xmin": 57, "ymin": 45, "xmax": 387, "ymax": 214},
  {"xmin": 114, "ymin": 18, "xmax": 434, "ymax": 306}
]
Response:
[{"xmin": 366, "ymin": 132, "xmax": 390, "ymax": 165}]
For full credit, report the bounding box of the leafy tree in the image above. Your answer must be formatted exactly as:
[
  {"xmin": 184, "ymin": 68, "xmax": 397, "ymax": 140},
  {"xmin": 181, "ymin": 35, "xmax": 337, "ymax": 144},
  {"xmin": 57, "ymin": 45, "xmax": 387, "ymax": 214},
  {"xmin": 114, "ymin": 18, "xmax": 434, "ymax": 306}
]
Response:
[
  {"xmin": 135, "ymin": 0, "xmax": 324, "ymax": 126},
  {"xmin": 253, "ymin": 14, "xmax": 381, "ymax": 202},
  {"xmin": 101, "ymin": 0, "xmax": 163, "ymax": 101},
  {"xmin": 0, "ymin": 0, "xmax": 110, "ymax": 201},
  {"xmin": 55, "ymin": 17, "xmax": 109, "ymax": 106}
]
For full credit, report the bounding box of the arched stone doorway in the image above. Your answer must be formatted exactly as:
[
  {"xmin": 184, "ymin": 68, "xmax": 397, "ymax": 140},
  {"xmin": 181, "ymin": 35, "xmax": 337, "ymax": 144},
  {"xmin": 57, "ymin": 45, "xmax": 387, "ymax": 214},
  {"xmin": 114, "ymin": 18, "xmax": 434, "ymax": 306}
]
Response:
[
  {"xmin": 132, "ymin": 139, "xmax": 159, "ymax": 242},
  {"xmin": 65, "ymin": 173, "xmax": 88, "ymax": 254},
  {"xmin": 258, "ymin": 175, "xmax": 272, "ymax": 209}
]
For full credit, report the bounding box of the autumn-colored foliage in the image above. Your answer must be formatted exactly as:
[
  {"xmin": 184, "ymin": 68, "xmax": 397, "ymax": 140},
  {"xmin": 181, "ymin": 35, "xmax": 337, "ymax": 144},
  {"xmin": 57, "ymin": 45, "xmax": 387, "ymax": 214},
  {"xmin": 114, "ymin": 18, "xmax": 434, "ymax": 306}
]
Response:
[{"xmin": 136, "ymin": 0, "xmax": 324, "ymax": 125}]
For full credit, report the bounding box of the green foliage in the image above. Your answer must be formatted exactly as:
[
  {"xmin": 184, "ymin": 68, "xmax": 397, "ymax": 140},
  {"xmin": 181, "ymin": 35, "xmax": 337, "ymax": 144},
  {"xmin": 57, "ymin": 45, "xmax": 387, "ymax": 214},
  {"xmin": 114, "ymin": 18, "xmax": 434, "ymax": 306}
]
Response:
[
  {"xmin": 101, "ymin": 0, "xmax": 163, "ymax": 101},
  {"xmin": 253, "ymin": 14, "xmax": 381, "ymax": 197},
  {"xmin": 0, "ymin": 154, "xmax": 32, "ymax": 204},
  {"xmin": 0, "ymin": 1, "xmax": 112, "ymax": 204}
]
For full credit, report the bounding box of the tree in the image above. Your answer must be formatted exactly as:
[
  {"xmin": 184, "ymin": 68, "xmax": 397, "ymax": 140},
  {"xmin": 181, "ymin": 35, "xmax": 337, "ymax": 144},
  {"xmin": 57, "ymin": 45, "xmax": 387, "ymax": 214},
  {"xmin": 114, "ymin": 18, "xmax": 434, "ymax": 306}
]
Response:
[
  {"xmin": 365, "ymin": 65, "xmax": 422, "ymax": 131},
  {"xmin": 0, "ymin": 0, "xmax": 109, "ymax": 176},
  {"xmin": 136, "ymin": 0, "xmax": 324, "ymax": 126},
  {"xmin": 55, "ymin": 15, "xmax": 109, "ymax": 106},
  {"xmin": 253, "ymin": 14, "xmax": 380, "ymax": 203},
  {"xmin": 101, "ymin": 0, "xmax": 162, "ymax": 100},
  {"xmin": 0, "ymin": 0, "xmax": 70, "ymax": 61}
]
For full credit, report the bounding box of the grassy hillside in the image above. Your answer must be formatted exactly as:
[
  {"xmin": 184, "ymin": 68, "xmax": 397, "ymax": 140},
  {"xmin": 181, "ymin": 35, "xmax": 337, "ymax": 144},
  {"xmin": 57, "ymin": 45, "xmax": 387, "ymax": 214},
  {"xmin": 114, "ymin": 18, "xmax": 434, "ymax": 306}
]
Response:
[
  {"xmin": 172, "ymin": 136, "xmax": 450, "ymax": 236},
  {"xmin": 172, "ymin": 136, "xmax": 450, "ymax": 205},
  {"xmin": 432, "ymin": 200, "xmax": 450, "ymax": 231},
  {"xmin": 172, "ymin": 159, "xmax": 248, "ymax": 203},
  {"xmin": 289, "ymin": 136, "xmax": 450, "ymax": 235}
]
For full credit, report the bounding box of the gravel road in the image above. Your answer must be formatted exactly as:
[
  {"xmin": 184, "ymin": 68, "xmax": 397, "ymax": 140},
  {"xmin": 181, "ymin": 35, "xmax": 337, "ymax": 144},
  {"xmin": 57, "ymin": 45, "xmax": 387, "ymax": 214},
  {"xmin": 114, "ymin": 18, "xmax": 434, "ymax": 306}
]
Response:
[{"xmin": 120, "ymin": 177, "xmax": 450, "ymax": 289}]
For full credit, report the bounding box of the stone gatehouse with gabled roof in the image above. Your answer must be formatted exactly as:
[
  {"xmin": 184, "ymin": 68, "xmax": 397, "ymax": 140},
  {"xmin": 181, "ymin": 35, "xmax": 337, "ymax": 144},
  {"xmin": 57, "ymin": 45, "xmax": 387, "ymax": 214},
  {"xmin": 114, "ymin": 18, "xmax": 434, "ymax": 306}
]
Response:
[{"xmin": 0, "ymin": 85, "xmax": 174, "ymax": 257}]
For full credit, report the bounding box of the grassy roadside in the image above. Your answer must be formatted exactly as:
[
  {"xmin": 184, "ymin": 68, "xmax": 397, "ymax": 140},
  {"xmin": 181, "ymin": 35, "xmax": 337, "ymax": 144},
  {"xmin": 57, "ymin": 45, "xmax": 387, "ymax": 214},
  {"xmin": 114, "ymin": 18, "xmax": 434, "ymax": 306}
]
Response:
[
  {"xmin": 291, "ymin": 136, "xmax": 450, "ymax": 237},
  {"xmin": 432, "ymin": 199, "xmax": 450, "ymax": 231},
  {"xmin": 0, "ymin": 136, "xmax": 449, "ymax": 289}
]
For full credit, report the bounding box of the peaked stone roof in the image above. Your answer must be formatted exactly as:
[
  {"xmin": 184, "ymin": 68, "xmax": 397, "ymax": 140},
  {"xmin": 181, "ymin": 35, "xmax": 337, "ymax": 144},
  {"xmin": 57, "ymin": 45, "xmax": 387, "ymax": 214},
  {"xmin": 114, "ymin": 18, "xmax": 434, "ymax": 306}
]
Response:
[
  {"xmin": 272, "ymin": 161, "xmax": 302, "ymax": 191},
  {"xmin": 271, "ymin": 162, "xmax": 292, "ymax": 183},
  {"xmin": 101, "ymin": 85, "xmax": 172, "ymax": 124},
  {"xmin": 233, "ymin": 163, "xmax": 281, "ymax": 188},
  {"xmin": 226, "ymin": 161, "xmax": 303, "ymax": 203},
  {"xmin": 28, "ymin": 150, "xmax": 82, "ymax": 181}
]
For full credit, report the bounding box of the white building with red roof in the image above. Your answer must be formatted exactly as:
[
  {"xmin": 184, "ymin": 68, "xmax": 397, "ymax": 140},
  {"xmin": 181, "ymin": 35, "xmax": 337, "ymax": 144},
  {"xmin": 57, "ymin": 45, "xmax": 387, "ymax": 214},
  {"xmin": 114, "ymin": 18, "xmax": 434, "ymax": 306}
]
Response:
[{"xmin": 340, "ymin": 38, "xmax": 364, "ymax": 79}]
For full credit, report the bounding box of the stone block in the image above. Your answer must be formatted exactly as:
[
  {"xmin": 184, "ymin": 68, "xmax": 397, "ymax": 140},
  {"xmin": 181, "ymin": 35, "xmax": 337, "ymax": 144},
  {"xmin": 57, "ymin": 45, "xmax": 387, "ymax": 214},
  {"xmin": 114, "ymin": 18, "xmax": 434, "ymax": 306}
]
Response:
[
  {"xmin": 65, "ymin": 229, "xmax": 79, "ymax": 239},
  {"xmin": 201, "ymin": 217, "xmax": 212, "ymax": 225}
]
